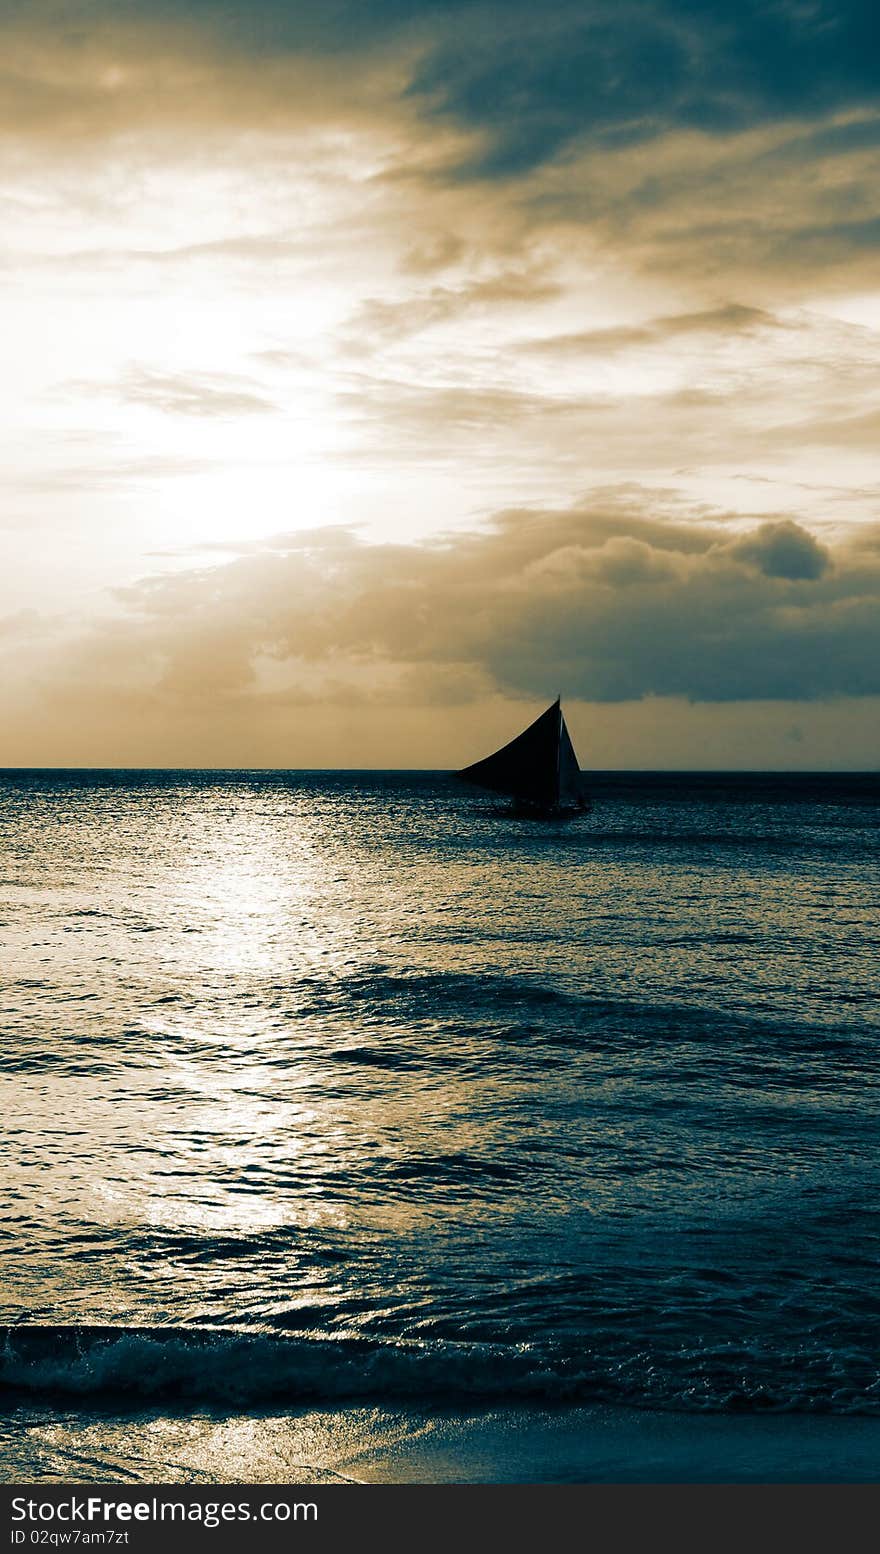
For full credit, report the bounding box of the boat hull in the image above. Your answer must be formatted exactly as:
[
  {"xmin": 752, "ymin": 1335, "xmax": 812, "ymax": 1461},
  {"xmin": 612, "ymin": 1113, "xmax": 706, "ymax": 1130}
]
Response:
[{"xmin": 508, "ymin": 797, "xmax": 591, "ymax": 820}]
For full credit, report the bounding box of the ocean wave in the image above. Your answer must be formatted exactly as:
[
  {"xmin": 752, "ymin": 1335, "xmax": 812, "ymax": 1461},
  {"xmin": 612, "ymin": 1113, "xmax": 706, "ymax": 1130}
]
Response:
[
  {"xmin": 1, "ymin": 1326, "xmax": 877, "ymax": 1416},
  {"xmin": 3, "ymin": 962, "xmax": 874, "ymax": 1081},
  {"xmin": 0, "ymin": 1327, "xmax": 578, "ymax": 1406}
]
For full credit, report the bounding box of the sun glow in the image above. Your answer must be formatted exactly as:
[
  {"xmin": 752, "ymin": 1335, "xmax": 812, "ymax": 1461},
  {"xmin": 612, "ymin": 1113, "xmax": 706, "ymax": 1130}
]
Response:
[{"xmin": 3, "ymin": 4, "xmax": 880, "ymax": 768}]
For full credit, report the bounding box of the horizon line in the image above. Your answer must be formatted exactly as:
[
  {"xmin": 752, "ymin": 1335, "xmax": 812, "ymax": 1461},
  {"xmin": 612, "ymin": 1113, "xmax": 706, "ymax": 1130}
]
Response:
[{"xmin": 0, "ymin": 766, "xmax": 878, "ymax": 777}]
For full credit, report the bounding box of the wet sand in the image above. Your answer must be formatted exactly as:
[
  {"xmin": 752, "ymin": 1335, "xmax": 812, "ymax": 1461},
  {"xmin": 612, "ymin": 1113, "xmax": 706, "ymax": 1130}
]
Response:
[{"xmin": 2, "ymin": 1403, "xmax": 878, "ymax": 1484}]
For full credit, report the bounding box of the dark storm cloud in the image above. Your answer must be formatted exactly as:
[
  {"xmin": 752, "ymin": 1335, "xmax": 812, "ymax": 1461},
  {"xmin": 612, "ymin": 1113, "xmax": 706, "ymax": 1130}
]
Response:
[
  {"xmin": 6, "ymin": 3, "xmax": 880, "ymax": 164},
  {"xmin": 5, "ymin": 2, "xmax": 878, "ymax": 295},
  {"xmin": 405, "ymin": 2, "xmax": 880, "ymax": 175},
  {"xmin": 140, "ymin": 3, "xmax": 880, "ymax": 150},
  {"xmin": 102, "ymin": 500, "xmax": 880, "ymax": 706},
  {"xmin": 726, "ymin": 519, "xmax": 830, "ymax": 580}
]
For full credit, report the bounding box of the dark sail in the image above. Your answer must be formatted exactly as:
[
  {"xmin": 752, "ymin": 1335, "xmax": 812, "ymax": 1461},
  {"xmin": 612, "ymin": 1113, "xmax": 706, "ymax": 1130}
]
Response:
[{"xmin": 457, "ymin": 698, "xmax": 585, "ymax": 811}]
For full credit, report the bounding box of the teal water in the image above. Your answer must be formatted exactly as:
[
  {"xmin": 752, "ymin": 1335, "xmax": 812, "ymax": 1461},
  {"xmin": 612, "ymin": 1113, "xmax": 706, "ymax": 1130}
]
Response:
[{"xmin": 1, "ymin": 770, "xmax": 878, "ymax": 1476}]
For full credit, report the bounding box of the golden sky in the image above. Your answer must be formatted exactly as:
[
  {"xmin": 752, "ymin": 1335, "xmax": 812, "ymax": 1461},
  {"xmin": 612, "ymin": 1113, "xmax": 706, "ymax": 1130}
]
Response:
[{"xmin": 2, "ymin": 1, "xmax": 879, "ymax": 767}]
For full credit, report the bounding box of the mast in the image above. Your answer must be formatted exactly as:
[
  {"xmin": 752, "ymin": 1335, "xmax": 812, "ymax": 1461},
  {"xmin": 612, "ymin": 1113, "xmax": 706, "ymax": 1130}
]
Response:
[{"xmin": 554, "ymin": 695, "xmax": 562, "ymax": 809}]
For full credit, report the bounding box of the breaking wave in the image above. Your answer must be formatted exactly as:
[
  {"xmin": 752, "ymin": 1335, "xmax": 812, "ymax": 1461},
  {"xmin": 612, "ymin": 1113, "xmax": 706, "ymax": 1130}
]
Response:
[{"xmin": 2, "ymin": 1327, "xmax": 878, "ymax": 1416}]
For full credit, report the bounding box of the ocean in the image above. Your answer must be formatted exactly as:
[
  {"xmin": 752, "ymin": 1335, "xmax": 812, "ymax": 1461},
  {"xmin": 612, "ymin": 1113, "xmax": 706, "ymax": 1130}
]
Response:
[{"xmin": 1, "ymin": 769, "xmax": 879, "ymax": 1482}]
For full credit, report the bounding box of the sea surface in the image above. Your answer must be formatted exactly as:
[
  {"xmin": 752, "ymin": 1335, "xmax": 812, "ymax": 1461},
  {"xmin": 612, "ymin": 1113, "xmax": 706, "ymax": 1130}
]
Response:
[{"xmin": 1, "ymin": 769, "xmax": 879, "ymax": 1480}]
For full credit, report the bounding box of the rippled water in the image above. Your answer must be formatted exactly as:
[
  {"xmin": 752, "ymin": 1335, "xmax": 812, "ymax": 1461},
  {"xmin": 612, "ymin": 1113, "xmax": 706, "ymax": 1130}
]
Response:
[{"xmin": 1, "ymin": 770, "xmax": 879, "ymax": 1430}]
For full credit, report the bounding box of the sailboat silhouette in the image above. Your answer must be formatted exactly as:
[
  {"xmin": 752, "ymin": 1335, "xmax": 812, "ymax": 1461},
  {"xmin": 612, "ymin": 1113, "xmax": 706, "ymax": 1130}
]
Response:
[{"xmin": 456, "ymin": 697, "xmax": 589, "ymax": 817}]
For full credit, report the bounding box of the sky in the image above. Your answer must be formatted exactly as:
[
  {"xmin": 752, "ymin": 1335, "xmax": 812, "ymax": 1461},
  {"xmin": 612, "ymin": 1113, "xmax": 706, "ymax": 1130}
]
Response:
[{"xmin": 2, "ymin": 0, "xmax": 879, "ymax": 768}]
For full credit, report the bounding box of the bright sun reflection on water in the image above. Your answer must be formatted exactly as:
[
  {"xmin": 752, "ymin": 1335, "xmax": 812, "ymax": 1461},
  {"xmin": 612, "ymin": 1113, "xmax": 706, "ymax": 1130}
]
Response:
[{"xmin": 2, "ymin": 766, "xmax": 879, "ymax": 1429}]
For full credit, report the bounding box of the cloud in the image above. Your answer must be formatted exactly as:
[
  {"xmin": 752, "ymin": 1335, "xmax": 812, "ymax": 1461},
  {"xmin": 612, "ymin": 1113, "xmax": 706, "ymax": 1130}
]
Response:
[
  {"xmin": 111, "ymin": 366, "xmax": 276, "ymax": 418},
  {"xmin": 327, "ymin": 297, "xmax": 880, "ymax": 476},
  {"xmin": 0, "ymin": 608, "xmax": 47, "ymax": 640},
  {"xmin": 5, "ymin": 4, "xmax": 879, "ymax": 179},
  {"xmin": 405, "ymin": 1, "xmax": 880, "ymax": 174},
  {"xmin": 28, "ymin": 498, "xmax": 880, "ymax": 721},
  {"xmin": 725, "ymin": 519, "xmax": 831, "ymax": 580},
  {"xmin": 0, "ymin": 5, "xmax": 410, "ymax": 145},
  {"xmin": 521, "ymin": 111, "xmax": 880, "ymax": 293},
  {"xmin": 347, "ymin": 267, "xmax": 560, "ymax": 347},
  {"xmin": 522, "ymin": 305, "xmax": 779, "ymax": 359},
  {"xmin": 2, "ymin": 1, "xmax": 878, "ymax": 303}
]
